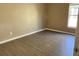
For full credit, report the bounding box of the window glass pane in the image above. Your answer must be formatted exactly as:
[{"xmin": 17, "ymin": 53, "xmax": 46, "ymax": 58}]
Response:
[
  {"xmin": 68, "ymin": 16, "xmax": 78, "ymax": 28},
  {"xmin": 69, "ymin": 7, "xmax": 78, "ymax": 15}
]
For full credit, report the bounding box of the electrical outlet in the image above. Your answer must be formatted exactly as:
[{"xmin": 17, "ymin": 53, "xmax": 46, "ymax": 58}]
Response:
[{"xmin": 10, "ymin": 32, "xmax": 13, "ymax": 35}]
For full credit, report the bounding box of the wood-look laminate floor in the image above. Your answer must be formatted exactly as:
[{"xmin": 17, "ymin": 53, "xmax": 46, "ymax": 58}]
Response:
[{"xmin": 0, "ymin": 30, "xmax": 75, "ymax": 56}]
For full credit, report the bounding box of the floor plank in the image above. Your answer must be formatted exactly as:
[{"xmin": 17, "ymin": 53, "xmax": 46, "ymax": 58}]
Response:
[{"xmin": 0, "ymin": 30, "xmax": 75, "ymax": 56}]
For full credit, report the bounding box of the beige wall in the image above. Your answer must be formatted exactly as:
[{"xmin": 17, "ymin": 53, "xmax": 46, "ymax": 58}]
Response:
[
  {"xmin": 46, "ymin": 3, "xmax": 75, "ymax": 33},
  {"xmin": 0, "ymin": 3, "xmax": 45, "ymax": 42},
  {"xmin": 76, "ymin": 10, "xmax": 79, "ymax": 36},
  {"xmin": 0, "ymin": 3, "xmax": 76, "ymax": 42}
]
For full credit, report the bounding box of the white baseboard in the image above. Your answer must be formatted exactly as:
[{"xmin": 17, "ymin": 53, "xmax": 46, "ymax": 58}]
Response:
[
  {"xmin": 0, "ymin": 29, "xmax": 45, "ymax": 44},
  {"xmin": 45, "ymin": 28, "xmax": 75, "ymax": 35},
  {"xmin": 0, "ymin": 28, "xmax": 75, "ymax": 44}
]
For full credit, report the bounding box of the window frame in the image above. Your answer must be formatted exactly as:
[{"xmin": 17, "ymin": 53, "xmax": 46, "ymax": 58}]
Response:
[{"xmin": 67, "ymin": 4, "xmax": 79, "ymax": 29}]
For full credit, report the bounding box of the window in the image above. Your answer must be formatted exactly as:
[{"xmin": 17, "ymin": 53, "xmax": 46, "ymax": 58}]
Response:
[{"xmin": 68, "ymin": 4, "xmax": 79, "ymax": 28}]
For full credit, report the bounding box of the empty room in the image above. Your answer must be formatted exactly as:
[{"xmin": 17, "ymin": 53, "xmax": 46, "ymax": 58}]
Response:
[{"xmin": 0, "ymin": 3, "xmax": 79, "ymax": 56}]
